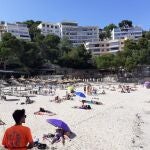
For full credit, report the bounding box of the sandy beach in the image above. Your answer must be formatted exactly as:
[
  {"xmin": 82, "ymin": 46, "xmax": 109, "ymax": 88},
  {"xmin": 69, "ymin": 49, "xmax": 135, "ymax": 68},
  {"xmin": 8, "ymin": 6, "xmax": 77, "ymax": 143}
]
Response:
[{"xmin": 0, "ymin": 83, "xmax": 150, "ymax": 150}]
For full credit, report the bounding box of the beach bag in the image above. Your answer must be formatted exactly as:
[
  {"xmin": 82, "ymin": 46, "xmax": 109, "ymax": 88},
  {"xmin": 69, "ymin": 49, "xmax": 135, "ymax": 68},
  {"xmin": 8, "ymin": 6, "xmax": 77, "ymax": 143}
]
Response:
[{"xmin": 37, "ymin": 143, "xmax": 47, "ymax": 149}]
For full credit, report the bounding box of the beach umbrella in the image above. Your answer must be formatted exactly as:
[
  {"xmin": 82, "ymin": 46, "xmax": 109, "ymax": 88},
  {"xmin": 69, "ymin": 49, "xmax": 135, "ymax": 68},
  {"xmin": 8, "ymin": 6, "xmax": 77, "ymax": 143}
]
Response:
[
  {"xmin": 46, "ymin": 119, "xmax": 71, "ymax": 132},
  {"xmin": 67, "ymin": 86, "xmax": 74, "ymax": 91},
  {"xmin": 75, "ymin": 92, "xmax": 86, "ymax": 98},
  {"xmin": 144, "ymin": 81, "xmax": 150, "ymax": 88}
]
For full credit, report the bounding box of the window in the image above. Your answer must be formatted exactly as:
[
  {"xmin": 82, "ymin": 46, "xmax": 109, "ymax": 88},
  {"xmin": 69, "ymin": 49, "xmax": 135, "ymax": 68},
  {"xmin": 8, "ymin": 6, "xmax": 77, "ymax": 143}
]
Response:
[
  {"xmin": 110, "ymin": 47, "xmax": 119, "ymax": 51},
  {"xmin": 95, "ymin": 44, "xmax": 99, "ymax": 47},
  {"xmin": 55, "ymin": 26, "xmax": 58, "ymax": 29},
  {"xmin": 51, "ymin": 25, "xmax": 53, "ymax": 28},
  {"xmin": 94, "ymin": 49, "xmax": 100, "ymax": 52},
  {"xmin": 47, "ymin": 25, "xmax": 49, "ymax": 28},
  {"xmin": 42, "ymin": 24, "xmax": 45, "ymax": 27}
]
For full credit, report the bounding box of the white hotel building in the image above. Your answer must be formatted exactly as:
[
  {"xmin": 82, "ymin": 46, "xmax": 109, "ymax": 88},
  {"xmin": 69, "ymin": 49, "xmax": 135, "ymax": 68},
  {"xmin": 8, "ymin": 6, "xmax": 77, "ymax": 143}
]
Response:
[
  {"xmin": 85, "ymin": 39, "xmax": 125, "ymax": 55},
  {"xmin": 111, "ymin": 26, "xmax": 143, "ymax": 40},
  {"xmin": 85, "ymin": 26, "xmax": 143, "ymax": 56},
  {"xmin": 5, "ymin": 23, "xmax": 31, "ymax": 41},
  {"xmin": 37, "ymin": 21, "xmax": 99, "ymax": 45},
  {"xmin": 37, "ymin": 22, "xmax": 60, "ymax": 37}
]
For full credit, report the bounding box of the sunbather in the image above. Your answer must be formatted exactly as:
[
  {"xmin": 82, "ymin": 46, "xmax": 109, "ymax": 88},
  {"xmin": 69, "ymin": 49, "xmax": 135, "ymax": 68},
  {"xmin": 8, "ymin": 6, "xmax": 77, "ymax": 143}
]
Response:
[
  {"xmin": 82, "ymin": 100, "xmax": 103, "ymax": 105},
  {"xmin": 54, "ymin": 96, "xmax": 61, "ymax": 103},
  {"xmin": 51, "ymin": 128, "xmax": 65, "ymax": 145},
  {"xmin": 1, "ymin": 95, "xmax": 6, "ymax": 100},
  {"xmin": 73, "ymin": 105, "xmax": 91, "ymax": 110},
  {"xmin": 25, "ymin": 96, "xmax": 34, "ymax": 104},
  {"xmin": 51, "ymin": 128, "xmax": 71, "ymax": 145},
  {"xmin": 34, "ymin": 108, "xmax": 56, "ymax": 116},
  {"xmin": 121, "ymin": 88, "xmax": 126, "ymax": 93},
  {"xmin": 0, "ymin": 119, "xmax": 5, "ymax": 125}
]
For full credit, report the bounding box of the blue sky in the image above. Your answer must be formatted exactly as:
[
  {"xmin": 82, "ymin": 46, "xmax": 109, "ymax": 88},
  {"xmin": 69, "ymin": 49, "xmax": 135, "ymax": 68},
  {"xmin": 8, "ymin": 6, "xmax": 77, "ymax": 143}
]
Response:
[{"xmin": 0, "ymin": 0, "xmax": 149, "ymax": 30}]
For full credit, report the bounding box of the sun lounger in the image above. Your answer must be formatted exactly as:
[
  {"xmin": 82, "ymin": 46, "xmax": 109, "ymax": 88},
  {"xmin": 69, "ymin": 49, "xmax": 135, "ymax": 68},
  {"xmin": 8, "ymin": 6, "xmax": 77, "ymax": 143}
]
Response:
[{"xmin": 4, "ymin": 96, "xmax": 20, "ymax": 101}]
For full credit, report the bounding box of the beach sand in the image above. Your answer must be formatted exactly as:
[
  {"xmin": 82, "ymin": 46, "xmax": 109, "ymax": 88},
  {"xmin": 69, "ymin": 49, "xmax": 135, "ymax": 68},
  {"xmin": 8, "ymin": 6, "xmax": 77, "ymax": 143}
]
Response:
[{"xmin": 0, "ymin": 83, "xmax": 150, "ymax": 150}]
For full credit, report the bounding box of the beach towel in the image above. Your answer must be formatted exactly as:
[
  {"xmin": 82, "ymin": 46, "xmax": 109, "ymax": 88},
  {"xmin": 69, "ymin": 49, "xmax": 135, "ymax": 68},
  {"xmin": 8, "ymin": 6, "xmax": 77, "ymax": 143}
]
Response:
[{"xmin": 34, "ymin": 111, "xmax": 56, "ymax": 116}]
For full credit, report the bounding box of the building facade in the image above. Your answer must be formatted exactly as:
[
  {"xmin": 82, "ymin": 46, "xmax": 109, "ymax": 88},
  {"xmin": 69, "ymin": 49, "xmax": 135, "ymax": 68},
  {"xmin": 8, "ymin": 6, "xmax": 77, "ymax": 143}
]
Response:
[
  {"xmin": 85, "ymin": 39, "xmax": 125, "ymax": 55},
  {"xmin": 37, "ymin": 22, "xmax": 60, "ymax": 37},
  {"xmin": 111, "ymin": 26, "xmax": 143, "ymax": 40},
  {"xmin": 0, "ymin": 21, "xmax": 6, "ymax": 41},
  {"xmin": 59, "ymin": 21, "xmax": 99, "ymax": 45},
  {"xmin": 5, "ymin": 23, "xmax": 31, "ymax": 41},
  {"xmin": 38, "ymin": 21, "xmax": 99, "ymax": 45}
]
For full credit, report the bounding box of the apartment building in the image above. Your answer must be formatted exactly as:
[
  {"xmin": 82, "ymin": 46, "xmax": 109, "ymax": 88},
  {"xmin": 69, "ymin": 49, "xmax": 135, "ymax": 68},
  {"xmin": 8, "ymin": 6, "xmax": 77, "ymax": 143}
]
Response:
[
  {"xmin": 38, "ymin": 21, "xmax": 99, "ymax": 45},
  {"xmin": 111, "ymin": 26, "xmax": 142, "ymax": 40},
  {"xmin": 0, "ymin": 21, "xmax": 6, "ymax": 41},
  {"xmin": 85, "ymin": 39, "xmax": 125, "ymax": 55},
  {"xmin": 5, "ymin": 22, "xmax": 31, "ymax": 41},
  {"xmin": 59, "ymin": 21, "xmax": 99, "ymax": 45},
  {"xmin": 37, "ymin": 22, "xmax": 60, "ymax": 37}
]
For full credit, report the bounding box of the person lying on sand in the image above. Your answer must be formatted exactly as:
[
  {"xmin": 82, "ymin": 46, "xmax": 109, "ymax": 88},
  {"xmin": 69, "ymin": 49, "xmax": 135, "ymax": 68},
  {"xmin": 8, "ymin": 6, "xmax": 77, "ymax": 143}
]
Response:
[
  {"xmin": 0, "ymin": 119, "xmax": 6, "ymax": 125},
  {"xmin": 81, "ymin": 100, "xmax": 92, "ymax": 109},
  {"xmin": 72, "ymin": 105, "xmax": 92, "ymax": 110},
  {"xmin": 81, "ymin": 100, "xmax": 103, "ymax": 105},
  {"xmin": 34, "ymin": 108, "xmax": 56, "ymax": 116}
]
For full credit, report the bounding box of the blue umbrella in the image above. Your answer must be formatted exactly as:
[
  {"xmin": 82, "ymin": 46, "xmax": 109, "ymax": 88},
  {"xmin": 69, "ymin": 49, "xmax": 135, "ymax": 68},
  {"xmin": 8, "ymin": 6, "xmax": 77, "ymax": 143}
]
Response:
[
  {"xmin": 75, "ymin": 92, "xmax": 86, "ymax": 98},
  {"xmin": 46, "ymin": 119, "xmax": 71, "ymax": 132},
  {"xmin": 144, "ymin": 81, "xmax": 150, "ymax": 88}
]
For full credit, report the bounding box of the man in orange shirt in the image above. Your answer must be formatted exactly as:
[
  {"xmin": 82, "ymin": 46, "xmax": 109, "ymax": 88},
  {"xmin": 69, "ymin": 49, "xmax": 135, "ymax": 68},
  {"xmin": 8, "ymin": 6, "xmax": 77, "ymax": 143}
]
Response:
[{"xmin": 2, "ymin": 109, "xmax": 34, "ymax": 149}]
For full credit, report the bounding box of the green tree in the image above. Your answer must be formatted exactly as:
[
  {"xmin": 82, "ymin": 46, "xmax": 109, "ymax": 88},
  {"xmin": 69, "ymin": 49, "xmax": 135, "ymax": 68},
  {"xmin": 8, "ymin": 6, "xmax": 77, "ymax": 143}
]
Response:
[
  {"xmin": 23, "ymin": 20, "xmax": 41, "ymax": 41},
  {"xmin": 59, "ymin": 45, "xmax": 92, "ymax": 68},
  {"xmin": 99, "ymin": 31, "xmax": 107, "ymax": 41},
  {"xmin": 20, "ymin": 42, "xmax": 44, "ymax": 70},
  {"xmin": 142, "ymin": 31, "xmax": 150, "ymax": 40},
  {"xmin": 94, "ymin": 54, "xmax": 115, "ymax": 69},
  {"xmin": 113, "ymin": 51, "xmax": 126, "ymax": 69},
  {"xmin": 103, "ymin": 24, "xmax": 117, "ymax": 39},
  {"xmin": 0, "ymin": 33, "xmax": 22, "ymax": 70},
  {"xmin": 118, "ymin": 20, "xmax": 133, "ymax": 28},
  {"xmin": 138, "ymin": 38, "xmax": 149, "ymax": 49},
  {"xmin": 59, "ymin": 37, "xmax": 72, "ymax": 56},
  {"xmin": 42, "ymin": 34, "xmax": 60, "ymax": 63}
]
